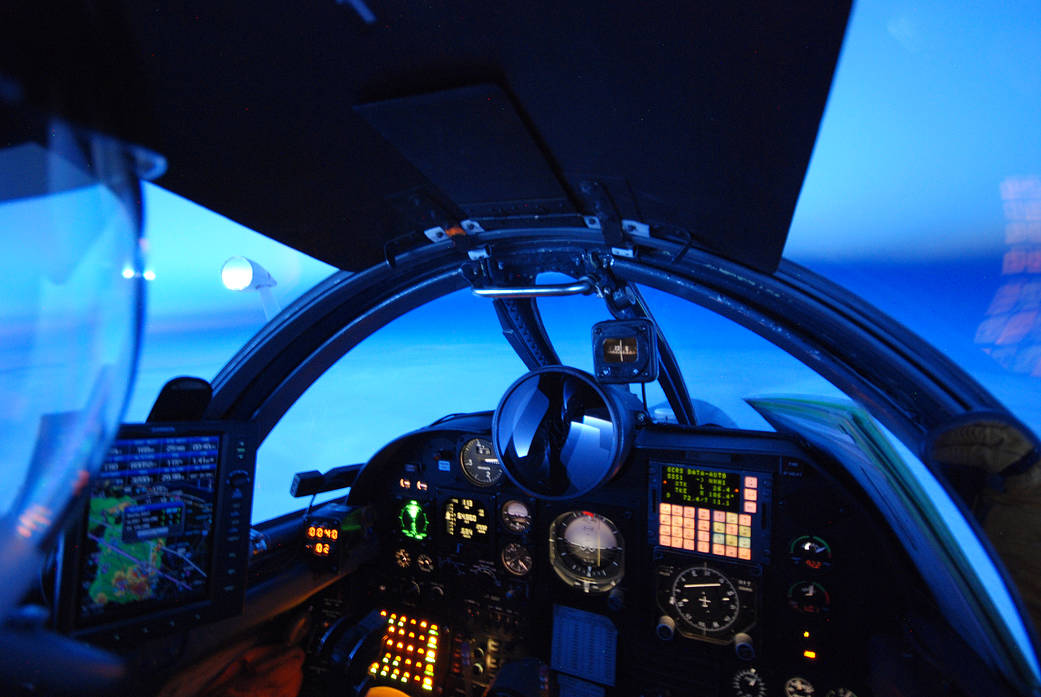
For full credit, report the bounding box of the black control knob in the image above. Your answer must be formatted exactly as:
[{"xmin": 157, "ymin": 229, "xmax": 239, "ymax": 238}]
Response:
[
  {"xmin": 424, "ymin": 583, "xmax": 446, "ymax": 603},
  {"xmin": 733, "ymin": 632, "xmax": 755, "ymax": 660},
  {"xmin": 656, "ymin": 615, "xmax": 675, "ymax": 641}
]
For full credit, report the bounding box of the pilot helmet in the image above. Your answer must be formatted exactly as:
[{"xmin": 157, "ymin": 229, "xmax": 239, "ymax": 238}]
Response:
[{"xmin": 0, "ymin": 1, "xmax": 164, "ymax": 620}]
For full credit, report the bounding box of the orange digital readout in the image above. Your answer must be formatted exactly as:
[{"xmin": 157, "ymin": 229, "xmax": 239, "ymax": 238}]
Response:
[
  {"xmin": 306, "ymin": 525, "xmax": 339, "ymax": 540},
  {"xmin": 313, "ymin": 542, "xmax": 331, "ymax": 556}
]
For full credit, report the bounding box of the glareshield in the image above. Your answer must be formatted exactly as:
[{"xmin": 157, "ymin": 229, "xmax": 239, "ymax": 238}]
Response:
[{"xmin": 0, "ymin": 104, "xmax": 162, "ymax": 617}]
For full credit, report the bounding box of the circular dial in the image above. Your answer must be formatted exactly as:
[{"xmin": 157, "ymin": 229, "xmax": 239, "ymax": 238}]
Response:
[
  {"xmin": 788, "ymin": 581, "xmax": 831, "ymax": 614},
  {"xmin": 549, "ymin": 511, "xmax": 625, "ymax": 593},
  {"xmin": 416, "ymin": 553, "xmax": 434, "ymax": 573},
  {"xmin": 460, "ymin": 437, "xmax": 503, "ymax": 486},
  {"xmin": 394, "ymin": 548, "xmax": 411, "ymax": 569},
  {"xmin": 669, "ymin": 565, "xmax": 740, "ymax": 632},
  {"xmin": 501, "ymin": 499, "xmax": 532, "ymax": 534},
  {"xmin": 501, "ymin": 542, "xmax": 533, "ymax": 577},
  {"xmin": 790, "ymin": 535, "xmax": 832, "ymax": 571},
  {"xmin": 784, "ymin": 677, "xmax": 815, "ymax": 697},
  {"xmin": 731, "ymin": 667, "xmax": 766, "ymax": 697}
]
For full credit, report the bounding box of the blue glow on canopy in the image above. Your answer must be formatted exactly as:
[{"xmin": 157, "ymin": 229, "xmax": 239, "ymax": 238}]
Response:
[{"xmin": 788, "ymin": 0, "xmax": 1041, "ymax": 262}]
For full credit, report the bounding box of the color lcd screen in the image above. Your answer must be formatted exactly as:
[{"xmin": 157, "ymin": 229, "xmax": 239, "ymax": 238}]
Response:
[{"xmin": 76, "ymin": 434, "xmax": 219, "ymax": 625}]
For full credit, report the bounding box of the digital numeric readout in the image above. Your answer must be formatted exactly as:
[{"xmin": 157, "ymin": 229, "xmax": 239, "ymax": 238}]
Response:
[
  {"xmin": 662, "ymin": 466, "xmax": 741, "ymax": 512},
  {"xmin": 443, "ymin": 498, "xmax": 489, "ymax": 542}
]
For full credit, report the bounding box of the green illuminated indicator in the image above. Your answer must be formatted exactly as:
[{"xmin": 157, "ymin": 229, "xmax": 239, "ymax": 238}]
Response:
[{"xmin": 399, "ymin": 500, "xmax": 429, "ymax": 540}]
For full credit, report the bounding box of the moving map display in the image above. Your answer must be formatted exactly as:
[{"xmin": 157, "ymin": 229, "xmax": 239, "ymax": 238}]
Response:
[{"xmin": 76, "ymin": 434, "xmax": 219, "ymax": 625}]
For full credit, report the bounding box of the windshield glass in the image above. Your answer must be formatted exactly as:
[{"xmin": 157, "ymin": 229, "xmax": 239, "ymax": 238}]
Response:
[
  {"xmin": 787, "ymin": 0, "xmax": 1041, "ymax": 435},
  {"xmin": 125, "ymin": 183, "xmax": 336, "ymax": 419}
]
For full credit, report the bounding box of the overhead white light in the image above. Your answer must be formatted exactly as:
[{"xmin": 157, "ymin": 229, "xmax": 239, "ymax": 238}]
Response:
[
  {"xmin": 220, "ymin": 256, "xmax": 281, "ymax": 320},
  {"xmin": 142, "ymin": 270, "xmax": 157, "ymax": 281},
  {"xmin": 221, "ymin": 256, "xmax": 276, "ymax": 291}
]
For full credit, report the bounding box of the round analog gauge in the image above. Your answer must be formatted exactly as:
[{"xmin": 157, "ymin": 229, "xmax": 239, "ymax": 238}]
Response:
[
  {"xmin": 825, "ymin": 690, "xmax": 858, "ymax": 697},
  {"xmin": 460, "ymin": 437, "xmax": 503, "ymax": 486},
  {"xmin": 669, "ymin": 565, "xmax": 740, "ymax": 632},
  {"xmin": 549, "ymin": 511, "xmax": 625, "ymax": 593},
  {"xmin": 501, "ymin": 499, "xmax": 532, "ymax": 534},
  {"xmin": 416, "ymin": 553, "xmax": 434, "ymax": 573},
  {"xmin": 501, "ymin": 542, "xmax": 533, "ymax": 577},
  {"xmin": 731, "ymin": 667, "xmax": 766, "ymax": 697},
  {"xmin": 787, "ymin": 581, "xmax": 831, "ymax": 614},
  {"xmin": 784, "ymin": 677, "xmax": 815, "ymax": 697},
  {"xmin": 790, "ymin": 535, "xmax": 832, "ymax": 571},
  {"xmin": 394, "ymin": 548, "xmax": 411, "ymax": 569}
]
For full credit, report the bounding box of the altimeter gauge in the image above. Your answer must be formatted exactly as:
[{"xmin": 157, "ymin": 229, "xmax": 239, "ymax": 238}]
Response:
[{"xmin": 460, "ymin": 437, "xmax": 503, "ymax": 486}]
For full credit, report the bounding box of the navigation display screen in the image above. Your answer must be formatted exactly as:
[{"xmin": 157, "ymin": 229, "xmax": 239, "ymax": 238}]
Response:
[{"xmin": 75, "ymin": 434, "xmax": 219, "ymax": 625}]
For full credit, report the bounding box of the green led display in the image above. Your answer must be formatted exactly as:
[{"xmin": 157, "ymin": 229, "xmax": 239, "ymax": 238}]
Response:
[{"xmin": 399, "ymin": 499, "xmax": 429, "ymax": 540}]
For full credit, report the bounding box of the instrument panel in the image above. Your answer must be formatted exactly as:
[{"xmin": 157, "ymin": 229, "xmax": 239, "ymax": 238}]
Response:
[{"xmin": 348, "ymin": 417, "xmax": 900, "ymax": 697}]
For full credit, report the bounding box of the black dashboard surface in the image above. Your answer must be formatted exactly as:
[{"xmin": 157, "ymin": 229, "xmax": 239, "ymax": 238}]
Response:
[{"xmin": 330, "ymin": 412, "xmax": 910, "ymax": 697}]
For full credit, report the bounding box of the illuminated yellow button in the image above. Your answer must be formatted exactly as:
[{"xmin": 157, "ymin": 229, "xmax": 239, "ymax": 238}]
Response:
[
  {"xmin": 431, "ymin": 625, "xmax": 438, "ymax": 632},
  {"xmin": 425, "ymin": 665, "xmax": 434, "ymax": 676},
  {"xmin": 726, "ymin": 512, "xmax": 738, "ymax": 524},
  {"xmin": 411, "ymin": 618, "xmax": 417, "ymax": 624},
  {"xmin": 420, "ymin": 621, "xmax": 428, "ymax": 628},
  {"xmin": 712, "ymin": 533, "xmax": 725, "ymax": 545},
  {"xmin": 370, "ymin": 662, "xmax": 379, "ymax": 673},
  {"xmin": 427, "ymin": 651, "xmax": 437, "ymax": 662},
  {"xmin": 739, "ymin": 525, "xmax": 751, "ymax": 537},
  {"xmin": 390, "ymin": 614, "xmax": 397, "ymax": 620},
  {"xmin": 418, "ymin": 648, "xmax": 424, "ymax": 655},
  {"xmin": 713, "ymin": 522, "xmax": 725, "ymax": 534},
  {"xmin": 726, "ymin": 534, "xmax": 738, "ymax": 547},
  {"xmin": 428, "ymin": 637, "xmax": 438, "ymax": 647},
  {"xmin": 409, "ymin": 631, "xmax": 415, "ymax": 638},
  {"xmin": 381, "ymin": 610, "xmax": 388, "ymax": 617},
  {"xmin": 738, "ymin": 537, "xmax": 751, "ymax": 548},
  {"xmin": 380, "ymin": 670, "xmax": 387, "ymax": 677},
  {"xmin": 803, "ymin": 650, "xmax": 817, "ymax": 660}
]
